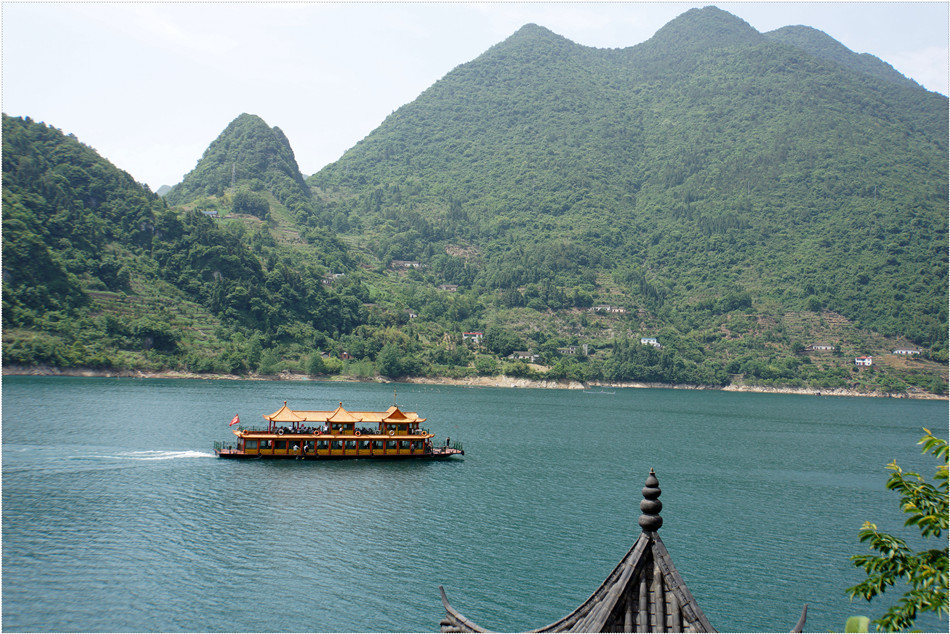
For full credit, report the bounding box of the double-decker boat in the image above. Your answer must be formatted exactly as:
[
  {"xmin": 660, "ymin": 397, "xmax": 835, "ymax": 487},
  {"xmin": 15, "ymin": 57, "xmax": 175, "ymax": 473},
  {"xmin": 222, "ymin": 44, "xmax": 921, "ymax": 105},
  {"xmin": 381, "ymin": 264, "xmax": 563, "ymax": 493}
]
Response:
[{"xmin": 214, "ymin": 401, "xmax": 464, "ymax": 460}]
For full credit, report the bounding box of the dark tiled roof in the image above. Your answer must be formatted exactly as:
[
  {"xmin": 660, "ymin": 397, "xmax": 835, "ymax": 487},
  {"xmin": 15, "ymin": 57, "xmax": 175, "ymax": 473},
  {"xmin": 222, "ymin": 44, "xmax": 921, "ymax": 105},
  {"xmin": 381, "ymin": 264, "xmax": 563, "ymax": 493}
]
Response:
[{"xmin": 439, "ymin": 469, "xmax": 807, "ymax": 633}]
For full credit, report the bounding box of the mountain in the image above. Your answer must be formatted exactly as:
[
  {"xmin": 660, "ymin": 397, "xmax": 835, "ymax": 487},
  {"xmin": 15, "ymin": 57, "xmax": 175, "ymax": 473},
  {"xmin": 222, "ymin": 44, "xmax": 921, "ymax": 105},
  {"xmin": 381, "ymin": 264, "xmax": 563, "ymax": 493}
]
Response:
[
  {"xmin": 309, "ymin": 6, "xmax": 947, "ymax": 355},
  {"xmin": 3, "ymin": 115, "xmax": 164, "ymax": 316},
  {"xmin": 165, "ymin": 113, "xmax": 314, "ymax": 219},
  {"xmin": 2, "ymin": 114, "xmax": 365, "ymax": 372},
  {"xmin": 3, "ymin": 7, "xmax": 947, "ymax": 395},
  {"xmin": 764, "ymin": 25, "xmax": 922, "ymax": 90}
]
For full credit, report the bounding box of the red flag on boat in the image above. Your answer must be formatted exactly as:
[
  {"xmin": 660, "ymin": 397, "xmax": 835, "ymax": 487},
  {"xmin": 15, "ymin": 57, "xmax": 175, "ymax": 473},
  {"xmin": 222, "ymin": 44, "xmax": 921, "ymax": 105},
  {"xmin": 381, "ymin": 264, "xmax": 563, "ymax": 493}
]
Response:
[{"xmin": 229, "ymin": 414, "xmax": 240, "ymax": 426}]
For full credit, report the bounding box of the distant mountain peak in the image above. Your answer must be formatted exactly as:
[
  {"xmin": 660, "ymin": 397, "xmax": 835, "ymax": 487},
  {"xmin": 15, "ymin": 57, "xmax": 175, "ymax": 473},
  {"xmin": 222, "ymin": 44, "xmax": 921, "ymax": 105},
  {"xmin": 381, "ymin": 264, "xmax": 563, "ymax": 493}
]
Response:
[
  {"xmin": 165, "ymin": 113, "xmax": 313, "ymax": 216},
  {"xmin": 765, "ymin": 24, "xmax": 921, "ymax": 89},
  {"xmin": 643, "ymin": 5, "xmax": 761, "ymax": 52},
  {"xmin": 512, "ymin": 23, "xmax": 556, "ymax": 37},
  {"xmin": 482, "ymin": 21, "xmax": 579, "ymax": 60}
]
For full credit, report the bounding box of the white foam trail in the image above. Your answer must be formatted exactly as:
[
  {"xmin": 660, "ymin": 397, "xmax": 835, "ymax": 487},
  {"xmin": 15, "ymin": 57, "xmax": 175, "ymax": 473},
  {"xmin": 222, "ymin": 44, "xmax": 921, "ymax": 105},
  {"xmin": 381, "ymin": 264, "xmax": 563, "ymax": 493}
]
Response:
[{"xmin": 117, "ymin": 450, "xmax": 215, "ymax": 461}]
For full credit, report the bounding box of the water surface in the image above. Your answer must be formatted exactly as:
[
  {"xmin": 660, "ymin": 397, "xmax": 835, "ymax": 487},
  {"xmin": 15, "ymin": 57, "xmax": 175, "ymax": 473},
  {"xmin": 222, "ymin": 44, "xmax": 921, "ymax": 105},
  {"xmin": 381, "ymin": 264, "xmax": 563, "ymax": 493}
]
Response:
[{"xmin": 2, "ymin": 377, "xmax": 946, "ymax": 632}]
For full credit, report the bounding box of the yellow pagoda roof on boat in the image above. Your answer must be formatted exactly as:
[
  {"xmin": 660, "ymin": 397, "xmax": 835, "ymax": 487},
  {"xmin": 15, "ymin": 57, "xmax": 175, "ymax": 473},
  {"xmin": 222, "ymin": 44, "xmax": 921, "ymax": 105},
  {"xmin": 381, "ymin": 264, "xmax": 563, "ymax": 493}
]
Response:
[
  {"xmin": 263, "ymin": 401, "xmax": 305, "ymax": 423},
  {"xmin": 382, "ymin": 405, "xmax": 426, "ymax": 424},
  {"xmin": 326, "ymin": 403, "xmax": 363, "ymax": 423},
  {"xmin": 262, "ymin": 402, "xmax": 425, "ymax": 424}
]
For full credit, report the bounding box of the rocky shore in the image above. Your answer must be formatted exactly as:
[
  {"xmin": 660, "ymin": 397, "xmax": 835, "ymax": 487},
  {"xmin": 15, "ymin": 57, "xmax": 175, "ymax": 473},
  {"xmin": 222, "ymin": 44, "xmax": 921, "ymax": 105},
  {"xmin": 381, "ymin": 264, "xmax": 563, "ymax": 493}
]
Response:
[{"xmin": 3, "ymin": 365, "xmax": 944, "ymax": 400}]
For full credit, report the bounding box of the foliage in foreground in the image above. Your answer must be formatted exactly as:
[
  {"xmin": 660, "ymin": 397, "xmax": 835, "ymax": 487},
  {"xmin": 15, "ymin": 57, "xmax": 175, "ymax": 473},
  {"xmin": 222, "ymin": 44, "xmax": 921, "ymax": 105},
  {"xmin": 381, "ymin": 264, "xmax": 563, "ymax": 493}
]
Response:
[{"xmin": 847, "ymin": 429, "xmax": 949, "ymax": 631}]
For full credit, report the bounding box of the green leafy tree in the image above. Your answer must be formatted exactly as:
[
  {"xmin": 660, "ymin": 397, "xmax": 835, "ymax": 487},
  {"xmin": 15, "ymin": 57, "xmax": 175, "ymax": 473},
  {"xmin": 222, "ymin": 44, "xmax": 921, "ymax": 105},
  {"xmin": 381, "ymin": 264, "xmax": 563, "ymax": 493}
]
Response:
[
  {"xmin": 130, "ymin": 317, "xmax": 180, "ymax": 352},
  {"xmin": 847, "ymin": 429, "xmax": 949, "ymax": 631},
  {"xmin": 231, "ymin": 186, "xmax": 270, "ymax": 218},
  {"xmin": 484, "ymin": 326, "xmax": 520, "ymax": 357},
  {"xmin": 474, "ymin": 355, "xmax": 498, "ymax": 376},
  {"xmin": 306, "ymin": 353, "xmax": 326, "ymax": 376},
  {"xmin": 258, "ymin": 348, "xmax": 281, "ymax": 375},
  {"xmin": 376, "ymin": 342, "xmax": 404, "ymax": 378}
]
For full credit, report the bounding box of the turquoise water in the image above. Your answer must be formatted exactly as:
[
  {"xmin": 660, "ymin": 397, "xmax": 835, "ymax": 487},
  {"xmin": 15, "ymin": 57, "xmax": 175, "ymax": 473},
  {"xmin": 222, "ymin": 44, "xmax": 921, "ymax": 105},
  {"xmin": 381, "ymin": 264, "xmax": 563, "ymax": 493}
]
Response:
[{"xmin": 2, "ymin": 376, "xmax": 947, "ymax": 632}]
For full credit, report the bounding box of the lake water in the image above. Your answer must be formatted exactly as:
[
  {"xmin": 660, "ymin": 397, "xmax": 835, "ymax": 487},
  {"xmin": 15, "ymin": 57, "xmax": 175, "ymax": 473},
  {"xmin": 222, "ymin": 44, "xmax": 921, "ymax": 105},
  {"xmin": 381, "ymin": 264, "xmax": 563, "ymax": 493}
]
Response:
[{"xmin": 2, "ymin": 376, "xmax": 947, "ymax": 632}]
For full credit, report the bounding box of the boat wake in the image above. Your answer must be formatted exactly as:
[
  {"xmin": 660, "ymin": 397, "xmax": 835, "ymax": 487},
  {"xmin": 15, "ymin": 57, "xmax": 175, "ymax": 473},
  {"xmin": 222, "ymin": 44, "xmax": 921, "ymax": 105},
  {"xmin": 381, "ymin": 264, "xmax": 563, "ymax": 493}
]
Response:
[{"xmin": 116, "ymin": 450, "xmax": 215, "ymax": 461}]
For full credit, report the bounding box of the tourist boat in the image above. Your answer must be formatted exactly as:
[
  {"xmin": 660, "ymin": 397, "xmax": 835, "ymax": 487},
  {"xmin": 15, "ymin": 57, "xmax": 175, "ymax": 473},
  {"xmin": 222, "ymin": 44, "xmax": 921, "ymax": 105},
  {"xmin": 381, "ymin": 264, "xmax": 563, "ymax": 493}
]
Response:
[{"xmin": 214, "ymin": 401, "xmax": 464, "ymax": 460}]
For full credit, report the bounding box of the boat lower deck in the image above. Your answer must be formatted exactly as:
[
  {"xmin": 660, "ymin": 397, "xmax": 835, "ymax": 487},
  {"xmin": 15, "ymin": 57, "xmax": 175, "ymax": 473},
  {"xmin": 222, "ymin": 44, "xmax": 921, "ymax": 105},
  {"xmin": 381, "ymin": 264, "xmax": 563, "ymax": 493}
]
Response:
[
  {"xmin": 215, "ymin": 446, "xmax": 464, "ymax": 459},
  {"xmin": 215, "ymin": 445, "xmax": 463, "ymax": 460},
  {"xmin": 214, "ymin": 434, "xmax": 463, "ymax": 459}
]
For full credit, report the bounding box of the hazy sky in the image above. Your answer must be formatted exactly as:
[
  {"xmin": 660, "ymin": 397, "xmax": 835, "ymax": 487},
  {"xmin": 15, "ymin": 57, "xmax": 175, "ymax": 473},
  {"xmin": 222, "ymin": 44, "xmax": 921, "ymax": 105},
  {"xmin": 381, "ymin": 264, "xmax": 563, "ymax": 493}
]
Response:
[{"xmin": 3, "ymin": 2, "xmax": 947, "ymax": 190}]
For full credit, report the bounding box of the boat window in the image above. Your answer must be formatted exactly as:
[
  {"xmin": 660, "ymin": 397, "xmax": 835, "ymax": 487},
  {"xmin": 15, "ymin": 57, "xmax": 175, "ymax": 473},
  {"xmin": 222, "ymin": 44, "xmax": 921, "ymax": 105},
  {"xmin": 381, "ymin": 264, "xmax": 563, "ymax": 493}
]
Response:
[
  {"xmin": 373, "ymin": 440, "xmax": 384, "ymax": 449},
  {"xmin": 275, "ymin": 440, "xmax": 287, "ymax": 450},
  {"xmin": 345, "ymin": 440, "xmax": 357, "ymax": 450},
  {"xmin": 244, "ymin": 439, "xmax": 259, "ymax": 450},
  {"xmin": 331, "ymin": 440, "xmax": 343, "ymax": 450},
  {"xmin": 317, "ymin": 440, "xmax": 329, "ymax": 450},
  {"xmin": 386, "ymin": 440, "xmax": 397, "ymax": 450},
  {"xmin": 399, "ymin": 440, "xmax": 410, "ymax": 450}
]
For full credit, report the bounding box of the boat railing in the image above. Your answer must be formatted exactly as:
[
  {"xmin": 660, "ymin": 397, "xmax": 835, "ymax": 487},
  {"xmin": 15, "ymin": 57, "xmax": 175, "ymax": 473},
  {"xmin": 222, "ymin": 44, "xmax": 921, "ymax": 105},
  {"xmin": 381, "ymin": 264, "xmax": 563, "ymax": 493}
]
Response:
[
  {"xmin": 214, "ymin": 440, "xmax": 237, "ymax": 452},
  {"xmin": 235, "ymin": 426, "xmax": 433, "ymax": 436}
]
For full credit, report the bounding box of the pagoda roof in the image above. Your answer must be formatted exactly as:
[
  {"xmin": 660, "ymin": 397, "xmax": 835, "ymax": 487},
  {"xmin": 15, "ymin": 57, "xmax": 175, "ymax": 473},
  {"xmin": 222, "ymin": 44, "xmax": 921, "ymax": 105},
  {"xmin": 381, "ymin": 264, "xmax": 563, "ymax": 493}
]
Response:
[
  {"xmin": 380, "ymin": 405, "xmax": 426, "ymax": 424},
  {"xmin": 439, "ymin": 469, "xmax": 807, "ymax": 633},
  {"xmin": 325, "ymin": 403, "xmax": 363, "ymax": 423},
  {"xmin": 263, "ymin": 401, "xmax": 305, "ymax": 423},
  {"xmin": 261, "ymin": 402, "xmax": 424, "ymax": 424}
]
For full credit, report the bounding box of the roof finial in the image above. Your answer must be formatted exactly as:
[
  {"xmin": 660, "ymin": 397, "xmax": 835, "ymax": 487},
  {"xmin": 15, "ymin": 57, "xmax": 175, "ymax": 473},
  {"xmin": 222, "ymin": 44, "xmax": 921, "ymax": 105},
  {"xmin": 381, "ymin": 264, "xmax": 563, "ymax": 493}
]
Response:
[{"xmin": 638, "ymin": 468, "xmax": 663, "ymax": 532}]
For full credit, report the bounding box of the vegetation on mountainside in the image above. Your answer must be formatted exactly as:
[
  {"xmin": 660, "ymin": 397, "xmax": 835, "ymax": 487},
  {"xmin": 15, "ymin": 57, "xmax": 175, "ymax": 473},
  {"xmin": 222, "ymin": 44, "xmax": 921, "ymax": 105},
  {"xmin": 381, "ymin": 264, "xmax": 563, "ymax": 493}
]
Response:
[
  {"xmin": 165, "ymin": 113, "xmax": 314, "ymax": 218},
  {"xmin": 3, "ymin": 7, "xmax": 947, "ymax": 396},
  {"xmin": 307, "ymin": 9, "xmax": 946, "ymax": 375},
  {"xmin": 764, "ymin": 25, "xmax": 923, "ymax": 91},
  {"xmin": 3, "ymin": 114, "xmax": 364, "ymax": 374}
]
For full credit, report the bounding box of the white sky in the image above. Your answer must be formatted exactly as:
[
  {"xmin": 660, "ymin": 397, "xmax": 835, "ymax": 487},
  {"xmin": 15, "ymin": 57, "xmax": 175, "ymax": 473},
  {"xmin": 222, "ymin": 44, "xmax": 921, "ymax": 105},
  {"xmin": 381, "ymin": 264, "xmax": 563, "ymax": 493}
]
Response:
[{"xmin": 2, "ymin": 1, "xmax": 947, "ymax": 190}]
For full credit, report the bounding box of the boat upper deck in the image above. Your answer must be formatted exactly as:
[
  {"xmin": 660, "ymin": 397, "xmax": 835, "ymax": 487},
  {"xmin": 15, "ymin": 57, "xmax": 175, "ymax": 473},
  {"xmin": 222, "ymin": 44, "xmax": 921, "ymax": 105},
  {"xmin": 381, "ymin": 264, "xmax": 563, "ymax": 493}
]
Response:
[
  {"xmin": 233, "ymin": 401, "xmax": 432, "ymax": 439},
  {"xmin": 265, "ymin": 401, "xmax": 426, "ymax": 425}
]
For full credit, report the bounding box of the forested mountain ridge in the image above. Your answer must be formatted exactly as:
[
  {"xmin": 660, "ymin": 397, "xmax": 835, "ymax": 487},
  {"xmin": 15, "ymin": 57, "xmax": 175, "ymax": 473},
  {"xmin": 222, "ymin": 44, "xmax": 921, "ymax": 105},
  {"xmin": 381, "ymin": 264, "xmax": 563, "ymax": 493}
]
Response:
[
  {"xmin": 763, "ymin": 25, "xmax": 922, "ymax": 90},
  {"xmin": 3, "ymin": 114, "xmax": 366, "ymax": 373},
  {"xmin": 309, "ymin": 7, "xmax": 947, "ymax": 352},
  {"xmin": 166, "ymin": 113, "xmax": 314, "ymax": 219},
  {"xmin": 3, "ymin": 7, "xmax": 947, "ymax": 396},
  {"xmin": 163, "ymin": 112, "xmax": 352, "ymax": 273}
]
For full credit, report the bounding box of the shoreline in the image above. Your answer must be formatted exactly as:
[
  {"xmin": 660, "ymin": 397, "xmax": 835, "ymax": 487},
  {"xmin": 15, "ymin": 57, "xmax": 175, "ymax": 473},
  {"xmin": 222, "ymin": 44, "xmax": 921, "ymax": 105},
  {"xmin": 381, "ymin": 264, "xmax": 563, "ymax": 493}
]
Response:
[{"xmin": 3, "ymin": 365, "xmax": 945, "ymax": 400}]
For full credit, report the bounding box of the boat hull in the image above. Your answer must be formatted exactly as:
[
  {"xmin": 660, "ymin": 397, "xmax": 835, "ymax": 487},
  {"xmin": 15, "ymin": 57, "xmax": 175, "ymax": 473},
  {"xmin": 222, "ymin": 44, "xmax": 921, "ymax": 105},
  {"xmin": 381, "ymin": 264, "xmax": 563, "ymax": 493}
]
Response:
[{"xmin": 215, "ymin": 447, "xmax": 464, "ymax": 460}]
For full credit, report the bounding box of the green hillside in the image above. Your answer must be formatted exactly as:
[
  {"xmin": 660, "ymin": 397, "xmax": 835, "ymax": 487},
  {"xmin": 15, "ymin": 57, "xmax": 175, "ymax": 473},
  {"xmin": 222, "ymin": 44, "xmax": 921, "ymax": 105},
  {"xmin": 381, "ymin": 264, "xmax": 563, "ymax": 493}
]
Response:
[
  {"xmin": 162, "ymin": 112, "xmax": 351, "ymax": 273},
  {"xmin": 3, "ymin": 7, "xmax": 947, "ymax": 395},
  {"xmin": 165, "ymin": 113, "xmax": 312, "ymax": 216},
  {"xmin": 763, "ymin": 24, "xmax": 923, "ymax": 90},
  {"xmin": 2, "ymin": 114, "xmax": 366, "ymax": 374},
  {"xmin": 308, "ymin": 8, "xmax": 947, "ymax": 357}
]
